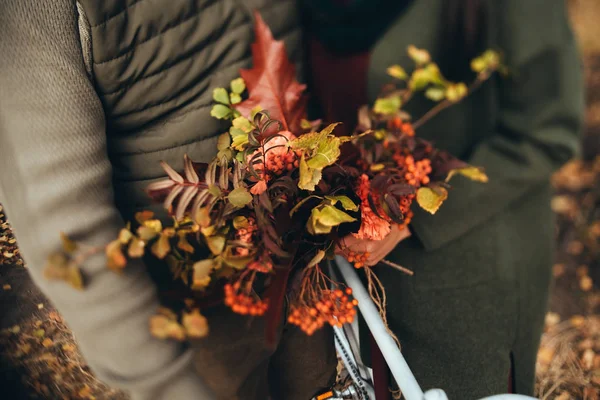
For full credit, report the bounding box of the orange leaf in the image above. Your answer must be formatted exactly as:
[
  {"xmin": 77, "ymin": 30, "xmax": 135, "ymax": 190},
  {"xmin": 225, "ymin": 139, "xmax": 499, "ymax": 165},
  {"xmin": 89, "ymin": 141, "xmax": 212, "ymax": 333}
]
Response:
[{"xmin": 235, "ymin": 12, "xmax": 307, "ymax": 132}]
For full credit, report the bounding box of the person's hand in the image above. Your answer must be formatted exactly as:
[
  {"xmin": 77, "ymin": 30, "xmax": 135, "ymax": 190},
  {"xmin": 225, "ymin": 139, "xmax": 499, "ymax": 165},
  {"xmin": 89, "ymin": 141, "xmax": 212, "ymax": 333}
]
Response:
[{"xmin": 336, "ymin": 224, "xmax": 411, "ymax": 267}]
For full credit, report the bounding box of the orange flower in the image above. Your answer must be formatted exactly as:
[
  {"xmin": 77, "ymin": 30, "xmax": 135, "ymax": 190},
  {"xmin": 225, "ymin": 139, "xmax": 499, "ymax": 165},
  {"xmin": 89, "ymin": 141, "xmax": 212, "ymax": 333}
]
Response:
[{"xmin": 353, "ymin": 174, "xmax": 391, "ymax": 241}]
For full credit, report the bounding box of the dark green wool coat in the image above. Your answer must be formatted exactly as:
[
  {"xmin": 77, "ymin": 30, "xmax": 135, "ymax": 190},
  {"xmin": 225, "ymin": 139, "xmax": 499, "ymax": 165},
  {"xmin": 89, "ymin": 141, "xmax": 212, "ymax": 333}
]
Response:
[{"xmin": 353, "ymin": 0, "xmax": 584, "ymax": 397}]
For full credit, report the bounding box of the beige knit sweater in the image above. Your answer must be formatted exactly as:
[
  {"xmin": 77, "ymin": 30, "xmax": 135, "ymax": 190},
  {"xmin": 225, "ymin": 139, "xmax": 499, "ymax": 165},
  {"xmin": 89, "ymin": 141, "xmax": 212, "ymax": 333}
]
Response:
[{"xmin": 0, "ymin": 1, "xmax": 215, "ymax": 399}]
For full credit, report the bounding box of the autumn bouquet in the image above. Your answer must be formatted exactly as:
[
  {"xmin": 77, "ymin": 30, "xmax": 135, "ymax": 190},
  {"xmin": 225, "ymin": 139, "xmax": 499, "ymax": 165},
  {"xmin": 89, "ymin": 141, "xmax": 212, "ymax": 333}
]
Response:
[{"xmin": 47, "ymin": 13, "xmax": 502, "ymax": 341}]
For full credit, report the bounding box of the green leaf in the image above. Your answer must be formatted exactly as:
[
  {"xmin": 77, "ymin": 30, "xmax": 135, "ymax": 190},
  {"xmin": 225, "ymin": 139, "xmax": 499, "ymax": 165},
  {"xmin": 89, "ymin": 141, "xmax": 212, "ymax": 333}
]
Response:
[
  {"xmin": 407, "ymin": 45, "xmax": 431, "ymax": 66},
  {"xmin": 230, "ymin": 128, "xmax": 249, "ymax": 151},
  {"xmin": 300, "ymin": 119, "xmax": 313, "ymax": 130},
  {"xmin": 471, "ymin": 50, "xmax": 501, "ymax": 73},
  {"xmin": 228, "ymin": 187, "xmax": 253, "ymax": 208},
  {"xmin": 408, "ymin": 69, "xmax": 431, "ymax": 91},
  {"xmin": 425, "ymin": 87, "xmax": 446, "ymax": 102},
  {"xmin": 210, "ymin": 104, "xmax": 232, "ymax": 120},
  {"xmin": 233, "ymin": 215, "xmax": 249, "ymax": 229},
  {"xmin": 192, "ymin": 259, "xmax": 214, "ymax": 290},
  {"xmin": 221, "ymin": 251, "xmax": 254, "ymax": 270},
  {"xmin": 424, "ymin": 64, "xmax": 444, "ymax": 85},
  {"xmin": 373, "ymin": 96, "xmax": 402, "ymax": 115},
  {"xmin": 325, "ymin": 195, "xmax": 359, "ymax": 212},
  {"xmin": 230, "ymin": 92, "xmax": 242, "ymax": 105},
  {"xmin": 232, "ymin": 116, "xmax": 253, "ymax": 132},
  {"xmin": 445, "ymin": 166, "xmax": 489, "ymax": 183},
  {"xmin": 416, "ymin": 185, "xmax": 448, "ymax": 214},
  {"xmin": 298, "ymin": 154, "xmax": 322, "ymax": 191},
  {"xmin": 306, "ymin": 136, "xmax": 341, "ymax": 169},
  {"xmin": 212, "ymin": 88, "xmax": 230, "ymax": 105},
  {"xmin": 307, "ymin": 205, "xmax": 356, "ymax": 235},
  {"xmin": 387, "ymin": 65, "xmax": 408, "ymax": 80},
  {"xmin": 290, "ymin": 130, "xmax": 327, "ymax": 151},
  {"xmin": 230, "ymin": 78, "xmax": 246, "ymax": 94},
  {"xmin": 319, "ymin": 122, "xmax": 340, "ymax": 136},
  {"xmin": 217, "ymin": 132, "xmax": 231, "ymax": 151},
  {"xmin": 289, "ymin": 195, "xmax": 322, "ymax": 216}
]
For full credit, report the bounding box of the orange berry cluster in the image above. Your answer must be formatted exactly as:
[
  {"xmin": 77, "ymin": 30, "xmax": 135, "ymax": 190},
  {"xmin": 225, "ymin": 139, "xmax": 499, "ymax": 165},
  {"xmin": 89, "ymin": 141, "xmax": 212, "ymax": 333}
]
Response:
[
  {"xmin": 265, "ymin": 149, "xmax": 302, "ymax": 175},
  {"xmin": 398, "ymin": 195, "xmax": 415, "ymax": 229},
  {"xmin": 393, "ymin": 154, "xmax": 432, "ymax": 186},
  {"xmin": 346, "ymin": 251, "xmax": 370, "ymax": 269},
  {"xmin": 387, "ymin": 117, "xmax": 415, "ymax": 137},
  {"xmin": 288, "ymin": 288, "xmax": 358, "ymax": 335},
  {"xmin": 224, "ymin": 281, "xmax": 269, "ymax": 316}
]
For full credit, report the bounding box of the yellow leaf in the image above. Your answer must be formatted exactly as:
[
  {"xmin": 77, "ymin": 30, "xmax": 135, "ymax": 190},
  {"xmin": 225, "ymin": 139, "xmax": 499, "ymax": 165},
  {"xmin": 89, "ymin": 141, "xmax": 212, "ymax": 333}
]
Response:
[
  {"xmin": 324, "ymin": 195, "xmax": 359, "ymax": 212},
  {"xmin": 298, "ymin": 153, "xmax": 323, "ymax": 191},
  {"xmin": 195, "ymin": 207, "xmax": 211, "ymax": 228},
  {"xmin": 177, "ymin": 232, "xmax": 195, "ymax": 254},
  {"xmin": 387, "ymin": 65, "xmax": 408, "ymax": 80},
  {"xmin": 106, "ymin": 240, "xmax": 127, "ymax": 270},
  {"xmin": 206, "ymin": 235, "xmax": 226, "ymax": 255},
  {"xmin": 192, "ymin": 259, "xmax": 214, "ymax": 290},
  {"xmin": 182, "ymin": 309, "xmax": 209, "ymax": 338},
  {"xmin": 60, "ymin": 233, "xmax": 78, "ymax": 254},
  {"xmin": 307, "ymin": 205, "xmax": 356, "ymax": 235},
  {"xmin": 127, "ymin": 238, "xmax": 145, "ymax": 258},
  {"xmin": 407, "ymin": 45, "xmax": 431, "ymax": 65},
  {"xmin": 118, "ymin": 228, "xmax": 133, "ymax": 245},
  {"xmin": 445, "ymin": 82, "xmax": 468, "ymax": 102},
  {"xmin": 8, "ymin": 325, "xmax": 20, "ymax": 334},
  {"xmin": 570, "ymin": 315, "xmax": 585, "ymax": 328},
  {"xmin": 135, "ymin": 211, "xmax": 155, "ymax": 224},
  {"xmin": 151, "ymin": 233, "xmax": 171, "ymax": 259},
  {"xmin": 66, "ymin": 263, "xmax": 84, "ymax": 290},
  {"xmin": 149, "ymin": 314, "xmax": 185, "ymax": 341},
  {"xmin": 34, "ymin": 328, "xmax": 45, "ymax": 338},
  {"xmin": 62, "ymin": 343, "xmax": 76, "ymax": 352},
  {"xmin": 445, "ymin": 166, "xmax": 489, "ymax": 183},
  {"xmin": 78, "ymin": 385, "xmax": 92, "ymax": 399},
  {"xmin": 416, "ymin": 186, "xmax": 448, "ymax": 215},
  {"xmin": 307, "ymin": 250, "xmax": 326, "ymax": 269},
  {"xmin": 42, "ymin": 338, "xmax": 53, "ymax": 348}
]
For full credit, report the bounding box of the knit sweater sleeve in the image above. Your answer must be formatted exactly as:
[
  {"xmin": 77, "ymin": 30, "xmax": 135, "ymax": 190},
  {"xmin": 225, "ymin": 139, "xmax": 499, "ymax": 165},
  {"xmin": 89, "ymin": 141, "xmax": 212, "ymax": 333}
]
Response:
[{"xmin": 0, "ymin": 1, "xmax": 214, "ymax": 399}]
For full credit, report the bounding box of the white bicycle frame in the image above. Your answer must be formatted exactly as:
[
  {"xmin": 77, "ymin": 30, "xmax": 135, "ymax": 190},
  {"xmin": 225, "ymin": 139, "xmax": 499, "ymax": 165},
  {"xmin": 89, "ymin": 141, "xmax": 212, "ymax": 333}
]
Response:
[{"xmin": 332, "ymin": 256, "xmax": 538, "ymax": 400}]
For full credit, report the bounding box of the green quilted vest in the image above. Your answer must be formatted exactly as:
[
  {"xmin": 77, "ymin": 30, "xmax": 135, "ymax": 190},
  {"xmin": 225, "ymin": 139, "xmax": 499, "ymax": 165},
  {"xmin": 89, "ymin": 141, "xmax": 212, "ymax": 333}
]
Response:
[{"xmin": 77, "ymin": 0, "xmax": 303, "ymax": 219}]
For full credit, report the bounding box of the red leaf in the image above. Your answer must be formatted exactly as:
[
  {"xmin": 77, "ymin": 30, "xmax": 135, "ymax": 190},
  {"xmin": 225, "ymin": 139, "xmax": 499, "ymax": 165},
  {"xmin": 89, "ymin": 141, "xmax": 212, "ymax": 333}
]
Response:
[{"xmin": 235, "ymin": 12, "xmax": 307, "ymax": 132}]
